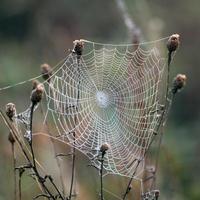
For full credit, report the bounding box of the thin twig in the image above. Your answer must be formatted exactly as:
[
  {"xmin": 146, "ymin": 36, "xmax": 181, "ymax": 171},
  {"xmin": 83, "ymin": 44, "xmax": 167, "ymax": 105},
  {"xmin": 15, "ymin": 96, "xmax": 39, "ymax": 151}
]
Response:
[
  {"xmin": 19, "ymin": 174, "xmax": 22, "ymax": 200},
  {"xmin": 69, "ymin": 56, "xmax": 81, "ymax": 200},
  {"xmin": 122, "ymin": 160, "xmax": 140, "ymax": 200},
  {"xmin": 0, "ymin": 110, "xmax": 47, "ymax": 198},
  {"xmin": 100, "ymin": 152, "xmax": 106, "ymax": 200},
  {"xmin": 11, "ymin": 142, "xmax": 17, "ymax": 200}
]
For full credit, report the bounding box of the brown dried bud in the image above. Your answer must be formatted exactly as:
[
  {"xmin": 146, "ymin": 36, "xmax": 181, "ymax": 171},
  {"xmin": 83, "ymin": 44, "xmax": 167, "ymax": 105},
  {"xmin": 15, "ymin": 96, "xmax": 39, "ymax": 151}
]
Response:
[
  {"xmin": 8, "ymin": 131, "xmax": 15, "ymax": 144},
  {"xmin": 5, "ymin": 103, "xmax": 16, "ymax": 121},
  {"xmin": 172, "ymin": 74, "xmax": 187, "ymax": 94},
  {"xmin": 72, "ymin": 40, "xmax": 84, "ymax": 58},
  {"xmin": 167, "ymin": 34, "xmax": 180, "ymax": 52},
  {"xmin": 32, "ymin": 79, "xmax": 40, "ymax": 90},
  {"xmin": 41, "ymin": 63, "xmax": 52, "ymax": 82},
  {"xmin": 154, "ymin": 190, "xmax": 160, "ymax": 199},
  {"xmin": 100, "ymin": 143, "xmax": 110, "ymax": 153},
  {"xmin": 30, "ymin": 83, "xmax": 44, "ymax": 104}
]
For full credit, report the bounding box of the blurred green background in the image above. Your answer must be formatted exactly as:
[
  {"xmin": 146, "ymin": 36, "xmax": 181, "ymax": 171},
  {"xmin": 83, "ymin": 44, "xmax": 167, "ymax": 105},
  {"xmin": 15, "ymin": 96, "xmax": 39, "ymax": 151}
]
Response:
[{"xmin": 0, "ymin": 0, "xmax": 199, "ymax": 199}]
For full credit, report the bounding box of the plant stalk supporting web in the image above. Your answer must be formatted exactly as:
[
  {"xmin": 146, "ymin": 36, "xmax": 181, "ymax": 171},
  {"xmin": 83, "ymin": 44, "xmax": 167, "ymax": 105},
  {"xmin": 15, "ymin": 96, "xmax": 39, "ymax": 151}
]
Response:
[
  {"xmin": 69, "ymin": 55, "xmax": 81, "ymax": 200},
  {"xmin": 29, "ymin": 102, "xmax": 63, "ymax": 199},
  {"xmin": 1, "ymin": 106, "xmax": 66, "ymax": 200},
  {"xmin": 122, "ymin": 48, "xmax": 176, "ymax": 200},
  {"xmin": 150, "ymin": 51, "xmax": 176, "ymax": 190},
  {"xmin": 10, "ymin": 132, "xmax": 17, "ymax": 200},
  {"xmin": 100, "ymin": 152, "xmax": 106, "ymax": 200}
]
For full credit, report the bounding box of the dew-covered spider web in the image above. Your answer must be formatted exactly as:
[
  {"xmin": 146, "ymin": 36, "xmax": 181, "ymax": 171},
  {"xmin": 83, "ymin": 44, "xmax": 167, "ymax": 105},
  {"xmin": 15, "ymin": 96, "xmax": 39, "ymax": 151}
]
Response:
[{"xmin": 13, "ymin": 38, "xmax": 168, "ymax": 180}]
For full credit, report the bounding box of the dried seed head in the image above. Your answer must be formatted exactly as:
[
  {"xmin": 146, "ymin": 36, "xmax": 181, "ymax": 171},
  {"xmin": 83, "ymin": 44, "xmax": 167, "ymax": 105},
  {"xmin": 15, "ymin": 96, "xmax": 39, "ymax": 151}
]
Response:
[
  {"xmin": 5, "ymin": 103, "xmax": 16, "ymax": 121},
  {"xmin": 172, "ymin": 74, "xmax": 187, "ymax": 94},
  {"xmin": 32, "ymin": 79, "xmax": 40, "ymax": 90},
  {"xmin": 167, "ymin": 34, "xmax": 180, "ymax": 52},
  {"xmin": 154, "ymin": 190, "xmax": 160, "ymax": 198},
  {"xmin": 8, "ymin": 131, "xmax": 15, "ymax": 144},
  {"xmin": 41, "ymin": 63, "xmax": 52, "ymax": 82},
  {"xmin": 72, "ymin": 40, "xmax": 84, "ymax": 57},
  {"xmin": 100, "ymin": 143, "xmax": 110, "ymax": 153},
  {"xmin": 30, "ymin": 83, "xmax": 44, "ymax": 104}
]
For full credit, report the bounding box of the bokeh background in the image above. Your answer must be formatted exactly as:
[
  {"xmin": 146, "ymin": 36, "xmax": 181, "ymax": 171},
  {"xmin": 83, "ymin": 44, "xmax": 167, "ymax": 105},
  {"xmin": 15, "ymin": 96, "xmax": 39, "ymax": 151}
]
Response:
[{"xmin": 0, "ymin": 0, "xmax": 200, "ymax": 199}]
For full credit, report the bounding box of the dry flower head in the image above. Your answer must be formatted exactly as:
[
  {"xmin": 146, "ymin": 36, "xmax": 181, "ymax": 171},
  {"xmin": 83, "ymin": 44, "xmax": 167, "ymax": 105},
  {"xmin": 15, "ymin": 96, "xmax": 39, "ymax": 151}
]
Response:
[
  {"xmin": 172, "ymin": 74, "xmax": 187, "ymax": 94},
  {"xmin": 5, "ymin": 103, "xmax": 16, "ymax": 121},
  {"xmin": 32, "ymin": 79, "xmax": 40, "ymax": 90},
  {"xmin": 100, "ymin": 143, "xmax": 110, "ymax": 153},
  {"xmin": 30, "ymin": 83, "xmax": 44, "ymax": 104},
  {"xmin": 41, "ymin": 63, "xmax": 52, "ymax": 82},
  {"xmin": 72, "ymin": 40, "xmax": 84, "ymax": 57},
  {"xmin": 167, "ymin": 34, "xmax": 180, "ymax": 52}
]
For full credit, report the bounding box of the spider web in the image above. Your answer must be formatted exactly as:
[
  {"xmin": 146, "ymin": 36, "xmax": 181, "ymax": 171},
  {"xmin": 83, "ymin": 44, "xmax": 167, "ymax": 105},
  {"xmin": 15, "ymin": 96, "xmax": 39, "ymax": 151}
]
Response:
[{"xmin": 15, "ymin": 39, "xmax": 167, "ymax": 179}]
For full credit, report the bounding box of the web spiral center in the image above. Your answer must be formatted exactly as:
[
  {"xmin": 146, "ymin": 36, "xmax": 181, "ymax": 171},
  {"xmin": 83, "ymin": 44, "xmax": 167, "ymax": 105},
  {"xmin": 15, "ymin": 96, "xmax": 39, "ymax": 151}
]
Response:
[{"xmin": 96, "ymin": 91, "xmax": 110, "ymax": 108}]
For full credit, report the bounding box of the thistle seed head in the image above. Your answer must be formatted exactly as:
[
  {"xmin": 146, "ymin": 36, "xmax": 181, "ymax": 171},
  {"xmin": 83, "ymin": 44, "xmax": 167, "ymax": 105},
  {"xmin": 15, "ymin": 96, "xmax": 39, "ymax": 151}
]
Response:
[
  {"xmin": 172, "ymin": 74, "xmax": 187, "ymax": 94},
  {"xmin": 32, "ymin": 79, "xmax": 40, "ymax": 90},
  {"xmin": 167, "ymin": 34, "xmax": 180, "ymax": 52},
  {"xmin": 30, "ymin": 83, "xmax": 44, "ymax": 104},
  {"xmin": 72, "ymin": 40, "xmax": 84, "ymax": 57},
  {"xmin": 5, "ymin": 103, "xmax": 16, "ymax": 121},
  {"xmin": 154, "ymin": 190, "xmax": 160, "ymax": 199},
  {"xmin": 100, "ymin": 143, "xmax": 110, "ymax": 153},
  {"xmin": 41, "ymin": 63, "xmax": 52, "ymax": 82}
]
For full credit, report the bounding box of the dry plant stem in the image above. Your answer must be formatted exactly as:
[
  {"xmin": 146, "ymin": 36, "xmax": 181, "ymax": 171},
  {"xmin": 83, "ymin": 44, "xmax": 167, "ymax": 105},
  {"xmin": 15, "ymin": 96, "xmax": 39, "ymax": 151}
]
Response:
[
  {"xmin": 100, "ymin": 152, "xmax": 106, "ymax": 200},
  {"xmin": 69, "ymin": 57, "xmax": 80, "ymax": 200},
  {"xmin": 11, "ymin": 142, "xmax": 17, "ymax": 200},
  {"xmin": 29, "ymin": 103, "xmax": 64, "ymax": 200},
  {"xmin": 19, "ymin": 175, "xmax": 22, "ymax": 200},
  {"xmin": 151, "ymin": 51, "xmax": 175, "ymax": 190},
  {"xmin": 122, "ymin": 160, "xmax": 140, "ymax": 200},
  {"xmin": 40, "ymin": 106, "xmax": 66, "ymax": 196}
]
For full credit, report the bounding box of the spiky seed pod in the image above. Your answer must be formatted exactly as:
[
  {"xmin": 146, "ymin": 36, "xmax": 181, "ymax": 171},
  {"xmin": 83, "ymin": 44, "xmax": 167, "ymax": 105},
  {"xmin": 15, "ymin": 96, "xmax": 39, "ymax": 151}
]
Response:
[
  {"xmin": 32, "ymin": 79, "xmax": 40, "ymax": 90},
  {"xmin": 100, "ymin": 143, "xmax": 110, "ymax": 153},
  {"xmin": 5, "ymin": 103, "xmax": 16, "ymax": 121},
  {"xmin": 41, "ymin": 63, "xmax": 52, "ymax": 82},
  {"xmin": 30, "ymin": 83, "xmax": 44, "ymax": 104},
  {"xmin": 8, "ymin": 131, "xmax": 15, "ymax": 144},
  {"xmin": 167, "ymin": 34, "xmax": 180, "ymax": 53},
  {"xmin": 72, "ymin": 40, "xmax": 84, "ymax": 58},
  {"xmin": 172, "ymin": 74, "xmax": 187, "ymax": 94}
]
